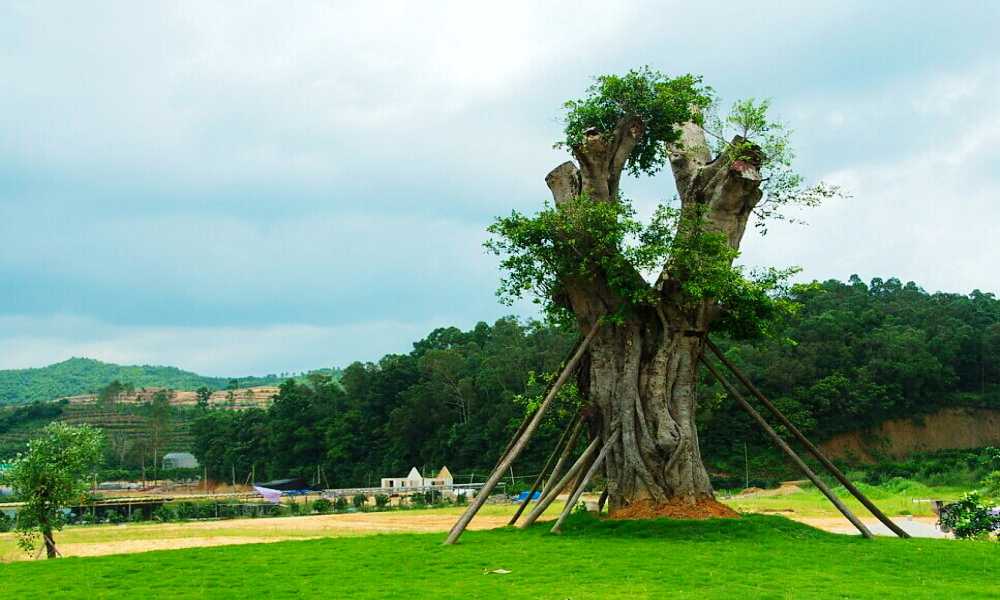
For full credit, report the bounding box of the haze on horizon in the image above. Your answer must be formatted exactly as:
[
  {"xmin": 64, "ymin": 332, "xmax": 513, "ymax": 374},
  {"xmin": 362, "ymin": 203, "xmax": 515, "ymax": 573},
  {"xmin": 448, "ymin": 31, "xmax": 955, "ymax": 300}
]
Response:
[{"xmin": 2, "ymin": 1, "xmax": 998, "ymax": 376}]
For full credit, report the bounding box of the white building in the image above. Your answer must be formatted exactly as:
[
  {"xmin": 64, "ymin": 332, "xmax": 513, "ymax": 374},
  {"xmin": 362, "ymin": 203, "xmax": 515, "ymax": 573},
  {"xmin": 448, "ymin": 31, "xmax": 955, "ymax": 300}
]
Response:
[
  {"xmin": 381, "ymin": 466, "xmax": 453, "ymax": 490},
  {"xmin": 162, "ymin": 452, "xmax": 200, "ymax": 470}
]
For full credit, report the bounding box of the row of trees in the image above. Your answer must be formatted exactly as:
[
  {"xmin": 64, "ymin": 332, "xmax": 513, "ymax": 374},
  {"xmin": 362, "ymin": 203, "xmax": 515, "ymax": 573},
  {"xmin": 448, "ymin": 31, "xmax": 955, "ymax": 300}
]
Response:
[{"xmin": 190, "ymin": 278, "xmax": 1000, "ymax": 487}]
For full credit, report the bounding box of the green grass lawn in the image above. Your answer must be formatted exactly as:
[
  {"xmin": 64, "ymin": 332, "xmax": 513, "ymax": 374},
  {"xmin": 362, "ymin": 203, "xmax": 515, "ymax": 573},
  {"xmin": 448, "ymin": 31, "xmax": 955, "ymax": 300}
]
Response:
[
  {"xmin": 721, "ymin": 481, "xmax": 968, "ymax": 518},
  {"xmin": 2, "ymin": 514, "xmax": 998, "ymax": 599}
]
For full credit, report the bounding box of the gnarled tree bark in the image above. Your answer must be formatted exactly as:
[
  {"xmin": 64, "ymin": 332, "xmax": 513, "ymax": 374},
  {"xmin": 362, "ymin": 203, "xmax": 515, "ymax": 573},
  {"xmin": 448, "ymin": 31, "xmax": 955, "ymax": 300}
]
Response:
[{"xmin": 548, "ymin": 117, "xmax": 763, "ymax": 512}]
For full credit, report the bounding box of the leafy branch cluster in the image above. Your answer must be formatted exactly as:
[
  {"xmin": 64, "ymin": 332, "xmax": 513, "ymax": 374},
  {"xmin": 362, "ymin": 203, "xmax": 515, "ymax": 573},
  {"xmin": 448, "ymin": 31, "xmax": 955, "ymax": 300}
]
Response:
[
  {"xmin": 667, "ymin": 207, "xmax": 801, "ymax": 338},
  {"xmin": 703, "ymin": 98, "xmax": 843, "ymax": 233},
  {"xmin": 486, "ymin": 195, "xmax": 798, "ymax": 338},
  {"xmin": 485, "ymin": 195, "xmax": 677, "ymax": 323},
  {"xmin": 559, "ymin": 67, "xmax": 712, "ymax": 176}
]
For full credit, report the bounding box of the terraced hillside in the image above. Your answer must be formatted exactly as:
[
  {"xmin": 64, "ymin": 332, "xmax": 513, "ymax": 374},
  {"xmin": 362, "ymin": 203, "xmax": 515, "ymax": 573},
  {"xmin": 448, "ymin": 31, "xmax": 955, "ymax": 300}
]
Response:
[{"xmin": 0, "ymin": 401, "xmax": 195, "ymax": 461}]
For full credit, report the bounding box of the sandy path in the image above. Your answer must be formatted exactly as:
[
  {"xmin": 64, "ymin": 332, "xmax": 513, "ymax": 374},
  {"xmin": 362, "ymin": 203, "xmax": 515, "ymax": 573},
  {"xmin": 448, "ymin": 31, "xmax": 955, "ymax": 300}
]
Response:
[
  {"xmin": 799, "ymin": 516, "xmax": 946, "ymax": 538},
  {"xmin": 2, "ymin": 512, "xmax": 514, "ymax": 561}
]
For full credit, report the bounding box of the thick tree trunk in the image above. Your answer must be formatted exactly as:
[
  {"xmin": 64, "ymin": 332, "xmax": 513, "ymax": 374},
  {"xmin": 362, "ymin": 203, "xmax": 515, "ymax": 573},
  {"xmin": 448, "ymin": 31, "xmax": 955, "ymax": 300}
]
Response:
[
  {"xmin": 586, "ymin": 322, "xmax": 712, "ymax": 509},
  {"xmin": 546, "ymin": 116, "xmax": 762, "ymax": 512}
]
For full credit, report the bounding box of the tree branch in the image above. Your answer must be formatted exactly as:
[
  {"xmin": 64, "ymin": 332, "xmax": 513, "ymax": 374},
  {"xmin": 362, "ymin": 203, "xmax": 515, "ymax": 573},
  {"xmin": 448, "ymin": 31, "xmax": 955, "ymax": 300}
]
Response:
[
  {"xmin": 545, "ymin": 161, "xmax": 582, "ymax": 206},
  {"xmin": 668, "ymin": 118, "xmax": 712, "ymax": 203}
]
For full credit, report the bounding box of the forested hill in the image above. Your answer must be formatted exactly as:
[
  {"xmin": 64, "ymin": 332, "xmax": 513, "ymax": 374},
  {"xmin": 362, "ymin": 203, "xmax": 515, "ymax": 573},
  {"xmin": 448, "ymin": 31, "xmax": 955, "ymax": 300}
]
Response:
[
  {"xmin": 191, "ymin": 277, "xmax": 1000, "ymax": 486},
  {"xmin": 0, "ymin": 358, "xmax": 333, "ymax": 406}
]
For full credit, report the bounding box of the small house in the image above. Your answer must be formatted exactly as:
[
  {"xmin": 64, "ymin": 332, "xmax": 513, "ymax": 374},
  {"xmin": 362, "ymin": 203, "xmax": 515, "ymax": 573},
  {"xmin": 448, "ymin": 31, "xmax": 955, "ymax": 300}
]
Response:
[{"xmin": 381, "ymin": 466, "xmax": 454, "ymax": 490}]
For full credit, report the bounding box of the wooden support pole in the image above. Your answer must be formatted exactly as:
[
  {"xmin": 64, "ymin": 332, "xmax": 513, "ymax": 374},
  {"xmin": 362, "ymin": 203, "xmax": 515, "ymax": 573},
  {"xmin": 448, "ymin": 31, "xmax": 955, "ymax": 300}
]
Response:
[
  {"xmin": 546, "ymin": 414, "xmax": 586, "ymax": 491},
  {"xmin": 444, "ymin": 325, "xmax": 600, "ymax": 545},
  {"xmin": 491, "ymin": 336, "xmax": 585, "ymax": 473},
  {"xmin": 518, "ymin": 435, "xmax": 602, "ymax": 529},
  {"xmin": 551, "ymin": 429, "xmax": 620, "ymax": 533},
  {"xmin": 508, "ymin": 411, "xmax": 582, "ymax": 526},
  {"xmin": 700, "ymin": 355, "xmax": 874, "ymax": 539},
  {"xmin": 705, "ymin": 338, "xmax": 909, "ymax": 539}
]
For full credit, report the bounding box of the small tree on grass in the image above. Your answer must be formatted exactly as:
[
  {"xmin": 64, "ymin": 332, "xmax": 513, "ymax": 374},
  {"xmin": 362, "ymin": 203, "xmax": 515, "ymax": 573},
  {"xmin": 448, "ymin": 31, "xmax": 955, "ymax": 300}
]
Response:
[
  {"xmin": 334, "ymin": 497, "xmax": 349, "ymax": 512},
  {"xmin": 352, "ymin": 494, "xmax": 367, "ymax": 509},
  {"xmin": 374, "ymin": 494, "xmax": 390, "ymax": 509},
  {"xmin": 4, "ymin": 423, "xmax": 104, "ymax": 558}
]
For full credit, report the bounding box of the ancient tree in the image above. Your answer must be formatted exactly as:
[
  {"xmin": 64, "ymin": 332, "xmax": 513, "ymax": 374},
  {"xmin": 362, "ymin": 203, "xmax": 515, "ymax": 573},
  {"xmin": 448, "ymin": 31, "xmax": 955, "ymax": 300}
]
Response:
[{"xmin": 488, "ymin": 69, "xmax": 834, "ymax": 513}]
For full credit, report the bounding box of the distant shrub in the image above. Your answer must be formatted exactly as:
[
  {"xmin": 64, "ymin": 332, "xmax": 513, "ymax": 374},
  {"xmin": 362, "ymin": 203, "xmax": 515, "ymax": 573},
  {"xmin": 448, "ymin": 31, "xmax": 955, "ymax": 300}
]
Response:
[
  {"xmin": 982, "ymin": 471, "xmax": 1000, "ymax": 499},
  {"xmin": 938, "ymin": 492, "xmax": 1000, "ymax": 539},
  {"xmin": 334, "ymin": 497, "xmax": 349, "ymax": 512},
  {"xmin": 374, "ymin": 494, "xmax": 390, "ymax": 509},
  {"xmin": 352, "ymin": 494, "xmax": 367, "ymax": 509},
  {"xmin": 312, "ymin": 498, "xmax": 332, "ymax": 514},
  {"xmin": 174, "ymin": 502, "xmax": 198, "ymax": 520},
  {"xmin": 409, "ymin": 493, "xmax": 426, "ymax": 507},
  {"xmin": 285, "ymin": 499, "xmax": 301, "ymax": 515},
  {"xmin": 105, "ymin": 509, "xmax": 125, "ymax": 524},
  {"xmin": 128, "ymin": 510, "xmax": 145, "ymax": 523},
  {"xmin": 153, "ymin": 505, "xmax": 175, "ymax": 522},
  {"xmin": 454, "ymin": 493, "xmax": 468, "ymax": 506},
  {"xmin": 0, "ymin": 511, "xmax": 13, "ymax": 532}
]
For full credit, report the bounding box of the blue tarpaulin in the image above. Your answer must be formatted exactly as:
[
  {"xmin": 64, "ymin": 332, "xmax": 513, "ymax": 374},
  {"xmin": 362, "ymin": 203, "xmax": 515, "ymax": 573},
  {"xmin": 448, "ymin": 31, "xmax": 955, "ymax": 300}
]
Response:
[{"xmin": 514, "ymin": 490, "xmax": 541, "ymax": 502}]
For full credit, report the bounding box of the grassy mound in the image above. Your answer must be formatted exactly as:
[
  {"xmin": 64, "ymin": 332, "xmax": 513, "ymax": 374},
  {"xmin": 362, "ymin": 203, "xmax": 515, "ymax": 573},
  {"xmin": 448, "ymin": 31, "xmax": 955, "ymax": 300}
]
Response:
[{"xmin": 2, "ymin": 514, "xmax": 998, "ymax": 599}]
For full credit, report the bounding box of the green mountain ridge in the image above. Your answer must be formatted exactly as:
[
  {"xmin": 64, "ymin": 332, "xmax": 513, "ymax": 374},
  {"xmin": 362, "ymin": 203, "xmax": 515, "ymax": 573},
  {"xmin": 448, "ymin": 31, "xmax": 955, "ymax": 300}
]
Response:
[{"xmin": 0, "ymin": 357, "xmax": 336, "ymax": 406}]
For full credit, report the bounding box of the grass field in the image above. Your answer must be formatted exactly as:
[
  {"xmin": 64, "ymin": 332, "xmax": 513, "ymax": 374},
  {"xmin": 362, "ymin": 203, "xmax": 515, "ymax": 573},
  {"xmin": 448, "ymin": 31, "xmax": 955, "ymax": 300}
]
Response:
[
  {"xmin": 721, "ymin": 480, "xmax": 967, "ymax": 517},
  {"xmin": 0, "ymin": 482, "xmax": 969, "ymax": 562},
  {"xmin": 2, "ymin": 513, "xmax": 999, "ymax": 599}
]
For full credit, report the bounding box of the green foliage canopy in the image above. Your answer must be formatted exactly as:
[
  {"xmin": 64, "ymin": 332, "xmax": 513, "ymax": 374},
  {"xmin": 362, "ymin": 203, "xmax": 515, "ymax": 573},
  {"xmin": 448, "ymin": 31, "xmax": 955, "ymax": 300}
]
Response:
[
  {"xmin": 558, "ymin": 68, "xmax": 712, "ymax": 176},
  {"xmin": 4, "ymin": 422, "xmax": 104, "ymax": 554},
  {"xmin": 488, "ymin": 68, "xmax": 835, "ymax": 338}
]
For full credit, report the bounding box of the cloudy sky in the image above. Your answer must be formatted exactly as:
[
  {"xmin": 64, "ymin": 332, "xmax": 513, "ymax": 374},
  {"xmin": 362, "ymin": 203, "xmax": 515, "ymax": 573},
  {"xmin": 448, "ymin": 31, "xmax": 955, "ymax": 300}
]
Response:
[{"xmin": 2, "ymin": 1, "xmax": 997, "ymax": 375}]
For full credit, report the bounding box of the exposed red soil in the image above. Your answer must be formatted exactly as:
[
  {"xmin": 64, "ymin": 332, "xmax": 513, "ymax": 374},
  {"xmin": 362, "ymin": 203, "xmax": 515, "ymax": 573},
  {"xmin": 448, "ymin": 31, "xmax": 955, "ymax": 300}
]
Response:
[
  {"xmin": 609, "ymin": 498, "xmax": 740, "ymax": 520},
  {"xmin": 820, "ymin": 407, "xmax": 1000, "ymax": 462}
]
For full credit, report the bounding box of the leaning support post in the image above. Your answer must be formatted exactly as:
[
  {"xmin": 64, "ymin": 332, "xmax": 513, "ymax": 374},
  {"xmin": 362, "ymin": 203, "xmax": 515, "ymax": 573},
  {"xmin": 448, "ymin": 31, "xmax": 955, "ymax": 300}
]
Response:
[
  {"xmin": 509, "ymin": 411, "xmax": 583, "ymax": 526},
  {"xmin": 545, "ymin": 413, "xmax": 586, "ymax": 491},
  {"xmin": 519, "ymin": 435, "xmax": 602, "ymax": 529},
  {"xmin": 444, "ymin": 324, "xmax": 601, "ymax": 545},
  {"xmin": 597, "ymin": 489, "xmax": 609, "ymax": 514},
  {"xmin": 705, "ymin": 338, "xmax": 909, "ymax": 539},
  {"xmin": 700, "ymin": 355, "xmax": 874, "ymax": 539},
  {"xmin": 551, "ymin": 429, "xmax": 620, "ymax": 533}
]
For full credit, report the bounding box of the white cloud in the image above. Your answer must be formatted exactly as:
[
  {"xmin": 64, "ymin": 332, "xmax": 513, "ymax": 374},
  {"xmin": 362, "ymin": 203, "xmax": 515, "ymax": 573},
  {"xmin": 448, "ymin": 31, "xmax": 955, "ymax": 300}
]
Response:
[
  {"xmin": 739, "ymin": 66, "xmax": 1000, "ymax": 295},
  {"xmin": 0, "ymin": 313, "xmax": 451, "ymax": 375},
  {"xmin": 2, "ymin": 1, "xmax": 999, "ymax": 373}
]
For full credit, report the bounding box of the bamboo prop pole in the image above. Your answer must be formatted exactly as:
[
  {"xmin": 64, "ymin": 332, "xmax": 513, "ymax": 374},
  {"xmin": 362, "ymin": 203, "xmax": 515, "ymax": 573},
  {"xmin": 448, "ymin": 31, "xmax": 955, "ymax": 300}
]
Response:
[
  {"xmin": 700, "ymin": 355, "xmax": 874, "ymax": 539},
  {"xmin": 597, "ymin": 489, "xmax": 609, "ymax": 514},
  {"xmin": 518, "ymin": 435, "xmax": 602, "ymax": 529},
  {"xmin": 545, "ymin": 413, "xmax": 586, "ymax": 491},
  {"xmin": 705, "ymin": 338, "xmax": 909, "ymax": 539},
  {"xmin": 489, "ymin": 335, "xmax": 586, "ymax": 474},
  {"xmin": 508, "ymin": 411, "xmax": 583, "ymax": 526},
  {"xmin": 444, "ymin": 324, "xmax": 601, "ymax": 545},
  {"xmin": 551, "ymin": 429, "xmax": 620, "ymax": 533}
]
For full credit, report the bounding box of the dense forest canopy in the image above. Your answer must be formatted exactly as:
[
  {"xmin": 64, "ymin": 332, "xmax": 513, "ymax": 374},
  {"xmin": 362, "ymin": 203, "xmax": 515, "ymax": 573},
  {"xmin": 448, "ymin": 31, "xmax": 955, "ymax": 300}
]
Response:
[{"xmin": 188, "ymin": 277, "xmax": 1000, "ymax": 487}]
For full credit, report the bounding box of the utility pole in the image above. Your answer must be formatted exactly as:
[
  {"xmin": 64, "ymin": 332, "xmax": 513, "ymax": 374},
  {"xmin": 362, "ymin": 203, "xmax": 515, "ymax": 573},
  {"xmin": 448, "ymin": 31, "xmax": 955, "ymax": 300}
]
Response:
[{"xmin": 744, "ymin": 441, "xmax": 750, "ymax": 489}]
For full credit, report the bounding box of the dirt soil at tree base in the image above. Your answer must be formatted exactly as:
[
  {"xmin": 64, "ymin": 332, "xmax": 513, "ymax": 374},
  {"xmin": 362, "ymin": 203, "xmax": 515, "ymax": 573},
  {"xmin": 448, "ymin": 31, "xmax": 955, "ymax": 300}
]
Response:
[{"xmin": 610, "ymin": 498, "xmax": 740, "ymax": 520}]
